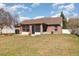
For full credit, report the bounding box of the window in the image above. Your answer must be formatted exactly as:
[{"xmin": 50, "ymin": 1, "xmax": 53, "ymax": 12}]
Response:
[
  {"xmin": 55, "ymin": 28, "xmax": 57, "ymax": 31},
  {"xmin": 54, "ymin": 26, "xmax": 58, "ymax": 31},
  {"xmin": 43, "ymin": 25, "xmax": 47, "ymax": 32},
  {"xmin": 22, "ymin": 25, "xmax": 29, "ymax": 32},
  {"xmin": 35, "ymin": 24, "xmax": 40, "ymax": 32}
]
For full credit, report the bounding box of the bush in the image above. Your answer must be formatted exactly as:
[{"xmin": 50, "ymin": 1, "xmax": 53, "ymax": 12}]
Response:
[{"xmin": 71, "ymin": 28, "xmax": 79, "ymax": 36}]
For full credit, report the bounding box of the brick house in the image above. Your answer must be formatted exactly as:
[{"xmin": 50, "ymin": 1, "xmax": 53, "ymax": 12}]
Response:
[{"xmin": 15, "ymin": 17, "xmax": 62, "ymax": 35}]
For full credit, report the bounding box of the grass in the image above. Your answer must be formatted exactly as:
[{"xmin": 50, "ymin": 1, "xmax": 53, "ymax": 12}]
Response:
[{"xmin": 0, "ymin": 34, "xmax": 79, "ymax": 56}]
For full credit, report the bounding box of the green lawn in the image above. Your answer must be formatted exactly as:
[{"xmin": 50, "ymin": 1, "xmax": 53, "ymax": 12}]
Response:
[{"xmin": 0, "ymin": 34, "xmax": 79, "ymax": 56}]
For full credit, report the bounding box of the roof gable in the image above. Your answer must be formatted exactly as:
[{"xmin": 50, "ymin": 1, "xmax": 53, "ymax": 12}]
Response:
[{"xmin": 21, "ymin": 17, "xmax": 62, "ymax": 25}]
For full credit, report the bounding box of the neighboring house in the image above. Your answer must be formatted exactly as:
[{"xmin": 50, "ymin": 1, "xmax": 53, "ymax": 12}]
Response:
[{"xmin": 15, "ymin": 17, "xmax": 62, "ymax": 35}]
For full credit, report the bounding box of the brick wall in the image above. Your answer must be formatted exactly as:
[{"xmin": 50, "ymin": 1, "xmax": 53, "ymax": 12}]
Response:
[{"xmin": 47, "ymin": 25, "xmax": 62, "ymax": 34}]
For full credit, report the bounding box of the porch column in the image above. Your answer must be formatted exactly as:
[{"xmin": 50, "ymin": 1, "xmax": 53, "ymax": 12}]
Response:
[
  {"xmin": 40, "ymin": 24, "xmax": 43, "ymax": 34},
  {"xmin": 20, "ymin": 26, "xmax": 22, "ymax": 34},
  {"xmin": 29, "ymin": 25, "xmax": 32, "ymax": 35}
]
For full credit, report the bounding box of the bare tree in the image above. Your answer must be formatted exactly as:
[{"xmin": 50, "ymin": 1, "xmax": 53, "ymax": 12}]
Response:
[
  {"xmin": 0, "ymin": 8, "xmax": 15, "ymax": 34},
  {"xmin": 67, "ymin": 18, "xmax": 79, "ymax": 29},
  {"xmin": 66, "ymin": 18, "xmax": 79, "ymax": 35},
  {"xmin": 14, "ymin": 14, "xmax": 19, "ymax": 25}
]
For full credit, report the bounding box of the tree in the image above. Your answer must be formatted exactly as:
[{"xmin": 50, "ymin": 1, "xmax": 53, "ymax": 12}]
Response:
[
  {"xmin": 60, "ymin": 11, "xmax": 67, "ymax": 29},
  {"xmin": 0, "ymin": 8, "xmax": 15, "ymax": 34},
  {"xmin": 67, "ymin": 18, "xmax": 79, "ymax": 29},
  {"xmin": 14, "ymin": 14, "xmax": 19, "ymax": 25},
  {"xmin": 67, "ymin": 18, "xmax": 79, "ymax": 35}
]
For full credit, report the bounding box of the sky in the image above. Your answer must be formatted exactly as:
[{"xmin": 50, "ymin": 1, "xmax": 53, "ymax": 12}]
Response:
[{"xmin": 0, "ymin": 3, "xmax": 79, "ymax": 21}]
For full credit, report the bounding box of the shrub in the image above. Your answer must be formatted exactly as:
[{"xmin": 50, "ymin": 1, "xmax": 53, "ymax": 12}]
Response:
[{"xmin": 71, "ymin": 28, "xmax": 79, "ymax": 36}]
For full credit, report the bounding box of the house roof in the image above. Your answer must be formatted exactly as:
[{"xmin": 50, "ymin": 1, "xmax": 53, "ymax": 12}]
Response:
[{"xmin": 21, "ymin": 17, "xmax": 62, "ymax": 25}]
